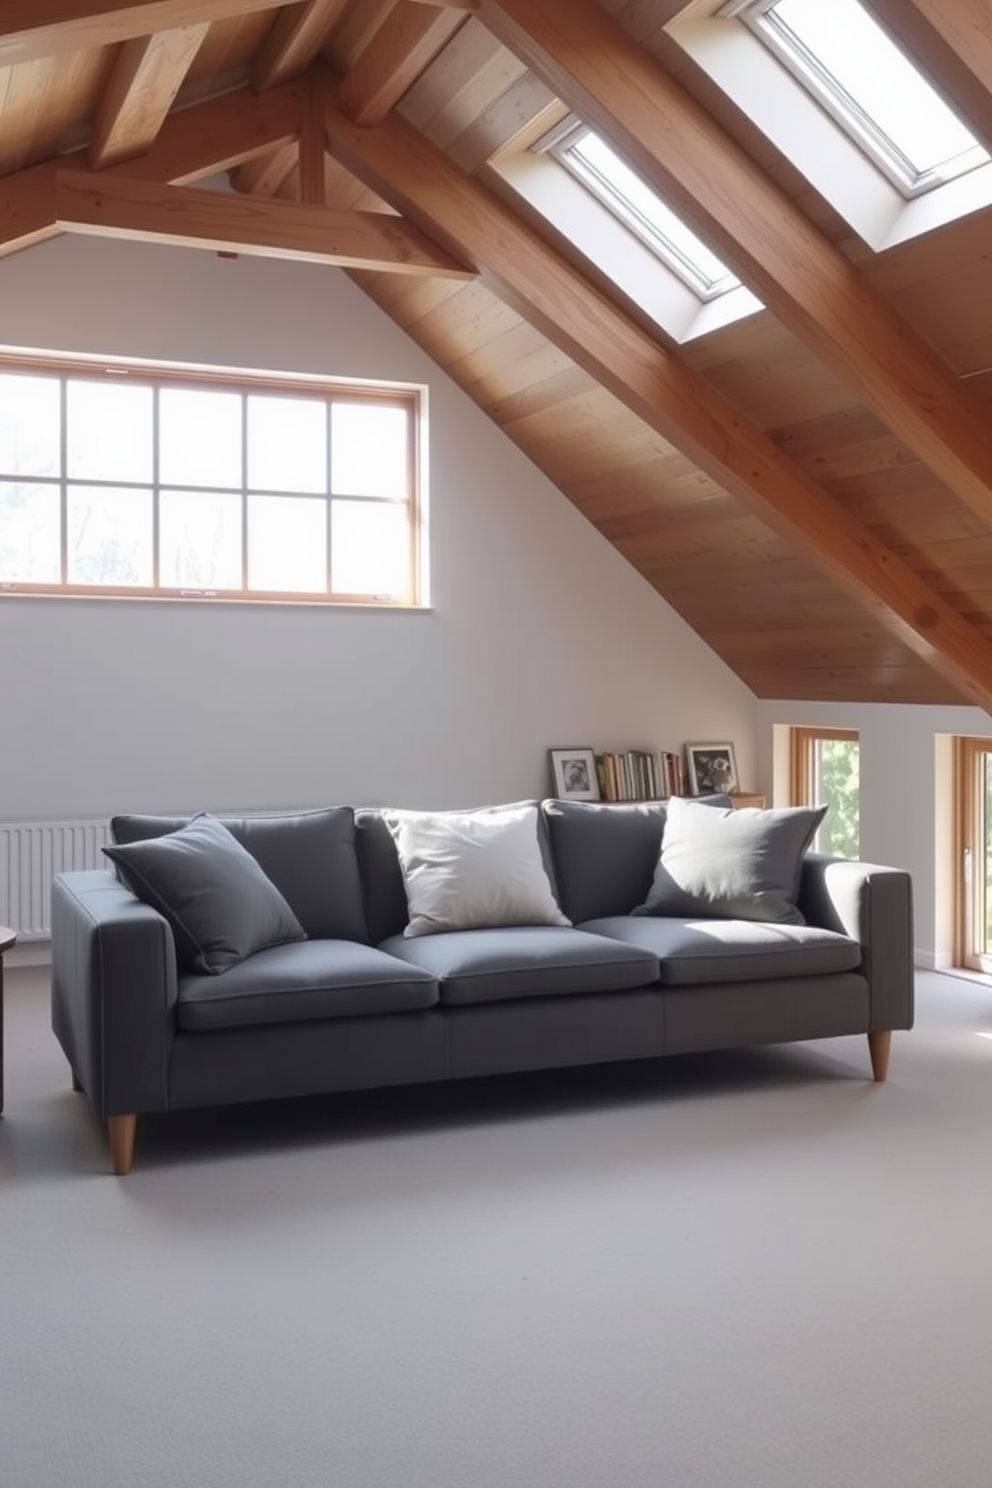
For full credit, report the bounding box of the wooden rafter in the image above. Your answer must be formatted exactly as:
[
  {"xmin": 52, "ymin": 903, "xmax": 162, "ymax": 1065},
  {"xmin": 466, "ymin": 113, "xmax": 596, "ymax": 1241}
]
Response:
[
  {"xmin": 53, "ymin": 168, "xmax": 473, "ymax": 276},
  {"xmin": 338, "ymin": 1, "xmax": 469, "ymax": 126},
  {"xmin": 231, "ymin": 145, "xmax": 298, "ymax": 198},
  {"xmin": 319, "ymin": 75, "xmax": 992, "ymax": 711},
  {"xmin": 477, "ymin": 0, "xmax": 992, "ymax": 536},
  {"xmin": 865, "ymin": 0, "xmax": 992, "ymax": 156},
  {"xmin": 100, "ymin": 79, "xmax": 305, "ymax": 183},
  {"xmin": 898, "ymin": 0, "xmax": 992, "ymax": 93},
  {"xmin": 298, "ymin": 78, "xmax": 327, "ymax": 204},
  {"xmin": 252, "ymin": 0, "xmax": 352, "ymax": 93},
  {"xmin": 2, "ymin": 82, "xmax": 305, "ymax": 258},
  {"xmin": 0, "ymin": 0, "xmax": 290, "ymax": 68},
  {"xmin": 88, "ymin": 23, "xmax": 209, "ymax": 171}
]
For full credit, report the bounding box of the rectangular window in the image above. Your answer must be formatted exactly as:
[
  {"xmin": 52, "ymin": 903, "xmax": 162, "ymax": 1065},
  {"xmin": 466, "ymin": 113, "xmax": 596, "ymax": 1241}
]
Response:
[
  {"xmin": 0, "ymin": 355, "xmax": 423, "ymax": 605},
  {"xmin": 954, "ymin": 737, "xmax": 992, "ymax": 974},
  {"xmin": 790, "ymin": 726, "xmax": 860, "ymax": 858},
  {"xmin": 726, "ymin": 0, "xmax": 989, "ymax": 198},
  {"xmin": 545, "ymin": 125, "xmax": 743, "ymax": 301}
]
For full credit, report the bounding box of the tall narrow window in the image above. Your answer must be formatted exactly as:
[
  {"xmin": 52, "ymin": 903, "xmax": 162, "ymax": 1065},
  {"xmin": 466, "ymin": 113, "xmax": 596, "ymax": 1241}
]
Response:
[
  {"xmin": 790, "ymin": 727, "xmax": 860, "ymax": 858},
  {"xmin": 954, "ymin": 737, "xmax": 992, "ymax": 974}
]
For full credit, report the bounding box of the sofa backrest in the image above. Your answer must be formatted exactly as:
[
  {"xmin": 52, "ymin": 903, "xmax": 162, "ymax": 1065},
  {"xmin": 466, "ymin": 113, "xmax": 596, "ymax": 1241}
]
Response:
[
  {"xmin": 354, "ymin": 810, "xmax": 411, "ymax": 945},
  {"xmin": 541, "ymin": 799, "xmax": 671, "ymax": 923},
  {"xmin": 110, "ymin": 808, "xmax": 369, "ymax": 944}
]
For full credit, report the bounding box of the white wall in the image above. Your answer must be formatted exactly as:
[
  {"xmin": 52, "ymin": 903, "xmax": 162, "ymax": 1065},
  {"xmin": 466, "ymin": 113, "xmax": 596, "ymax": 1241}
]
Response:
[
  {"xmin": 757, "ymin": 699, "xmax": 992, "ymax": 965},
  {"xmin": 0, "ymin": 235, "xmax": 756, "ymax": 820}
]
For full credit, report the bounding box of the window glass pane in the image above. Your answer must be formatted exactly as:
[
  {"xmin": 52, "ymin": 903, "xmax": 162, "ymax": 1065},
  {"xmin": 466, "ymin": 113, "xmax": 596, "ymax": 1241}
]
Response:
[
  {"xmin": 770, "ymin": 0, "xmax": 984, "ymax": 178},
  {"xmin": 813, "ymin": 738, "xmax": 860, "ymax": 858},
  {"xmin": 67, "ymin": 485, "xmax": 153, "ymax": 586},
  {"xmin": 981, "ymin": 755, "xmax": 992, "ymax": 958},
  {"xmin": 331, "ymin": 404, "xmax": 408, "ymax": 498},
  {"xmin": 247, "ymin": 395, "xmax": 326, "ymax": 493},
  {"xmin": 331, "ymin": 500, "xmax": 410, "ymax": 596},
  {"xmin": 160, "ymin": 388, "xmax": 242, "ymax": 489},
  {"xmin": 159, "ymin": 490, "xmax": 242, "ymax": 590},
  {"xmin": 247, "ymin": 496, "xmax": 326, "ymax": 592},
  {"xmin": 67, "ymin": 381, "xmax": 153, "ymax": 483},
  {"xmin": 0, "ymin": 374, "xmax": 60, "ymax": 478},
  {"xmin": 568, "ymin": 133, "xmax": 740, "ymax": 293},
  {"xmin": 0, "ymin": 481, "xmax": 60, "ymax": 582}
]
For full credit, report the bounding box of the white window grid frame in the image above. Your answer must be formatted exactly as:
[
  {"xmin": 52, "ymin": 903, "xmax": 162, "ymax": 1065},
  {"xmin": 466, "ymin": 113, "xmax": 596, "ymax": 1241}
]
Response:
[{"xmin": 0, "ymin": 353, "xmax": 425, "ymax": 607}]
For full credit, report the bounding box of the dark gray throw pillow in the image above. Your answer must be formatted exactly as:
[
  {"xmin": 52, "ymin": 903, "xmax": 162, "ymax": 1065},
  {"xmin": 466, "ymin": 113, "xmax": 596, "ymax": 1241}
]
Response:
[
  {"xmin": 103, "ymin": 813, "xmax": 306, "ymax": 974},
  {"xmin": 632, "ymin": 795, "xmax": 828, "ymax": 925}
]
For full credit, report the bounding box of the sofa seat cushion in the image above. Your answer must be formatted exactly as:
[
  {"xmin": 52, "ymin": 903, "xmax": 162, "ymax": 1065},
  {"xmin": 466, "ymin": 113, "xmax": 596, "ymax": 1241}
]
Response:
[
  {"xmin": 579, "ymin": 916, "xmax": 861, "ymax": 987},
  {"xmin": 177, "ymin": 940, "xmax": 438, "ymax": 1032},
  {"xmin": 378, "ymin": 926, "xmax": 659, "ymax": 1006}
]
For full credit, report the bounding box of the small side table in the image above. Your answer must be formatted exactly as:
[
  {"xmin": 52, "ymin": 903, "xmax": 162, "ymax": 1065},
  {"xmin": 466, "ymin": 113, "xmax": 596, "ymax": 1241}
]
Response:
[{"xmin": 0, "ymin": 926, "xmax": 16, "ymax": 1116}]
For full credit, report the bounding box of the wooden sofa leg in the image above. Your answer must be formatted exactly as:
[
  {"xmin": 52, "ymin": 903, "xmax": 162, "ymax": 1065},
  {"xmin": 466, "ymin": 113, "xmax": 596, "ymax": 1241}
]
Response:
[
  {"xmin": 868, "ymin": 1030, "xmax": 892, "ymax": 1082},
  {"xmin": 107, "ymin": 1114, "xmax": 137, "ymax": 1175}
]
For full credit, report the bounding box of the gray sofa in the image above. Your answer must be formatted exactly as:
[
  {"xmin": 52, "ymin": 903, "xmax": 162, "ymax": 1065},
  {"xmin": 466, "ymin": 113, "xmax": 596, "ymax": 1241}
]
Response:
[{"xmin": 50, "ymin": 797, "xmax": 914, "ymax": 1174}]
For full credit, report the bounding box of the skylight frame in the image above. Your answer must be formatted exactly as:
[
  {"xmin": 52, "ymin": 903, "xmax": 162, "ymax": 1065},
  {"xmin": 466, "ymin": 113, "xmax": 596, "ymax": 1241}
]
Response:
[
  {"xmin": 543, "ymin": 122, "xmax": 743, "ymax": 303},
  {"xmin": 723, "ymin": 0, "xmax": 989, "ymax": 200}
]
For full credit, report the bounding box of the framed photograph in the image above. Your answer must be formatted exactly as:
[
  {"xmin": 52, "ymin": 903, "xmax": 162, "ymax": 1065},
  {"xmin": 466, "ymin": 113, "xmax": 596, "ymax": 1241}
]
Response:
[
  {"xmin": 684, "ymin": 742, "xmax": 739, "ymax": 797},
  {"xmin": 548, "ymin": 747, "xmax": 601, "ymax": 801}
]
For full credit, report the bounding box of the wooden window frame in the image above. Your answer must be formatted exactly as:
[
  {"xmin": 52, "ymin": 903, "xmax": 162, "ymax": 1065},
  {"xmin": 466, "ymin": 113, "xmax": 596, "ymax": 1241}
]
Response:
[
  {"xmin": 788, "ymin": 726, "xmax": 859, "ymax": 808},
  {"xmin": 0, "ymin": 351, "xmax": 424, "ymax": 607},
  {"xmin": 953, "ymin": 735, "xmax": 992, "ymax": 974}
]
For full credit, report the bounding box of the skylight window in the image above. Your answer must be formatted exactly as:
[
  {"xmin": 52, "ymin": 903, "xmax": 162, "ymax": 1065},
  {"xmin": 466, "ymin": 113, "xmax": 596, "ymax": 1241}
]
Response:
[
  {"xmin": 553, "ymin": 128, "xmax": 742, "ymax": 301},
  {"xmin": 728, "ymin": 0, "xmax": 989, "ymax": 197}
]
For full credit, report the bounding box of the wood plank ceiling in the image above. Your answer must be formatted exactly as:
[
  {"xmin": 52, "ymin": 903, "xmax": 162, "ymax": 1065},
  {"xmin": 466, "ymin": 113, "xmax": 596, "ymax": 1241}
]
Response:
[{"xmin": 3, "ymin": 0, "xmax": 992, "ymax": 708}]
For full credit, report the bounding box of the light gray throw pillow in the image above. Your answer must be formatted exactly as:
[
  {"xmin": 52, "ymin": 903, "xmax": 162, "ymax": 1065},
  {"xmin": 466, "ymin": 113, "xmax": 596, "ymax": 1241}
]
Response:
[
  {"xmin": 103, "ymin": 812, "xmax": 306, "ymax": 974},
  {"xmin": 632, "ymin": 796, "xmax": 827, "ymax": 924},
  {"xmin": 385, "ymin": 803, "xmax": 571, "ymax": 938}
]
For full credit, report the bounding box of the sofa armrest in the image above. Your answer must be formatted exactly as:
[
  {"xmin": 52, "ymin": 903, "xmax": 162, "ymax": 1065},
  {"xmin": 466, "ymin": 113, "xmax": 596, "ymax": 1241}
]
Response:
[
  {"xmin": 51, "ymin": 870, "xmax": 178, "ymax": 1117},
  {"xmin": 797, "ymin": 854, "xmax": 914, "ymax": 1032}
]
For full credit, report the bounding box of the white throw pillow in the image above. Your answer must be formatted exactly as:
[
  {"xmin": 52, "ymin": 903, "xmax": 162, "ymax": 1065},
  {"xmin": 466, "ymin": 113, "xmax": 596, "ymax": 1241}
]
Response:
[{"xmin": 385, "ymin": 803, "xmax": 571, "ymax": 938}]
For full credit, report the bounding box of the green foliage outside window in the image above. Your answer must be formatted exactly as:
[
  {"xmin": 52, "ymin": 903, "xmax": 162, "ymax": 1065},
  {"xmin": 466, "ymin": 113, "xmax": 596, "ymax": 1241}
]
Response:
[{"xmin": 816, "ymin": 738, "xmax": 860, "ymax": 859}]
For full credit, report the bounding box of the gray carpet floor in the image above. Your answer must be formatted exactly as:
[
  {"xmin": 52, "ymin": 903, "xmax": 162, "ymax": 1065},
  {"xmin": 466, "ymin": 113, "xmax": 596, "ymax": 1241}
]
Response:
[{"xmin": 3, "ymin": 965, "xmax": 992, "ymax": 1488}]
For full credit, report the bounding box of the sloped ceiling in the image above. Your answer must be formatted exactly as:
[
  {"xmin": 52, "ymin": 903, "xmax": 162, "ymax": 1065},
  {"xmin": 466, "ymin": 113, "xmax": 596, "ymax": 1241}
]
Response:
[{"xmin": 3, "ymin": 0, "xmax": 992, "ymax": 708}]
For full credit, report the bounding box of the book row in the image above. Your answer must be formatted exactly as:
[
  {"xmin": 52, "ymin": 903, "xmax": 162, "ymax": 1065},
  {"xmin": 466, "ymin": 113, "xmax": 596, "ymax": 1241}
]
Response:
[{"xmin": 596, "ymin": 750, "xmax": 684, "ymax": 802}]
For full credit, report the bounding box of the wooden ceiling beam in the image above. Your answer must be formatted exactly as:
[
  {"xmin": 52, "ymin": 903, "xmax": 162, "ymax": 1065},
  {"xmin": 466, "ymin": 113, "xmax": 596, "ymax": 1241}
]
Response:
[
  {"xmin": 298, "ymin": 79, "xmax": 327, "ymax": 204},
  {"xmin": 231, "ymin": 145, "xmax": 299, "ymax": 198},
  {"xmin": 103, "ymin": 79, "xmax": 306, "ymax": 183},
  {"xmin": 252, "ymin": 0, "xmax": 352, "ymax": 94},
  {"xmin": 864, "ymin": 0, "xmax": 992, "ymax": 156},
  {"xmin": 0, "ymin": 165, "xmax": 60, "ymax": 260},
  {"xmin": 477, "ymin": 0, "xmax": 992, "ymax": 535},
  {"xmin": 0, "ymin": 0, "xmax": 290, "ymax": 68},
  {"xmin": 53, "ymin": 168, "xmax": 474, "ymax": 276},
  {"xmin": 2, "ymin": 82, "xmax": 304, "ymax": 257},
  {"xmin": 320, "ymin": 75, "xmax": 992, "ymax": 711},
  {"xmin": 337, "ymin": 2, "xmax": 468, "ymax": 126},
  {"xmin": 87, "ymin": 23, "xmax": 209, "ymax": 171}
]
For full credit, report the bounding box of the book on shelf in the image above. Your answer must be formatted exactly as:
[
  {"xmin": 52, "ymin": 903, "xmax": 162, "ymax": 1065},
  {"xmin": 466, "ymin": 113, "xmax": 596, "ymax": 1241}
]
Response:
[{"xmin": 594, "ymin": 749, "xmax": 684, "ymax": 802}]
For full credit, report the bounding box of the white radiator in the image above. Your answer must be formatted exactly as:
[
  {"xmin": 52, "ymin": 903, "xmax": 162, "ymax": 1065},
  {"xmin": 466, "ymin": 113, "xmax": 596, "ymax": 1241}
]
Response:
[{"xmin": 0, "ymin": 819, "xmax": 111, "ymax": 940}]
